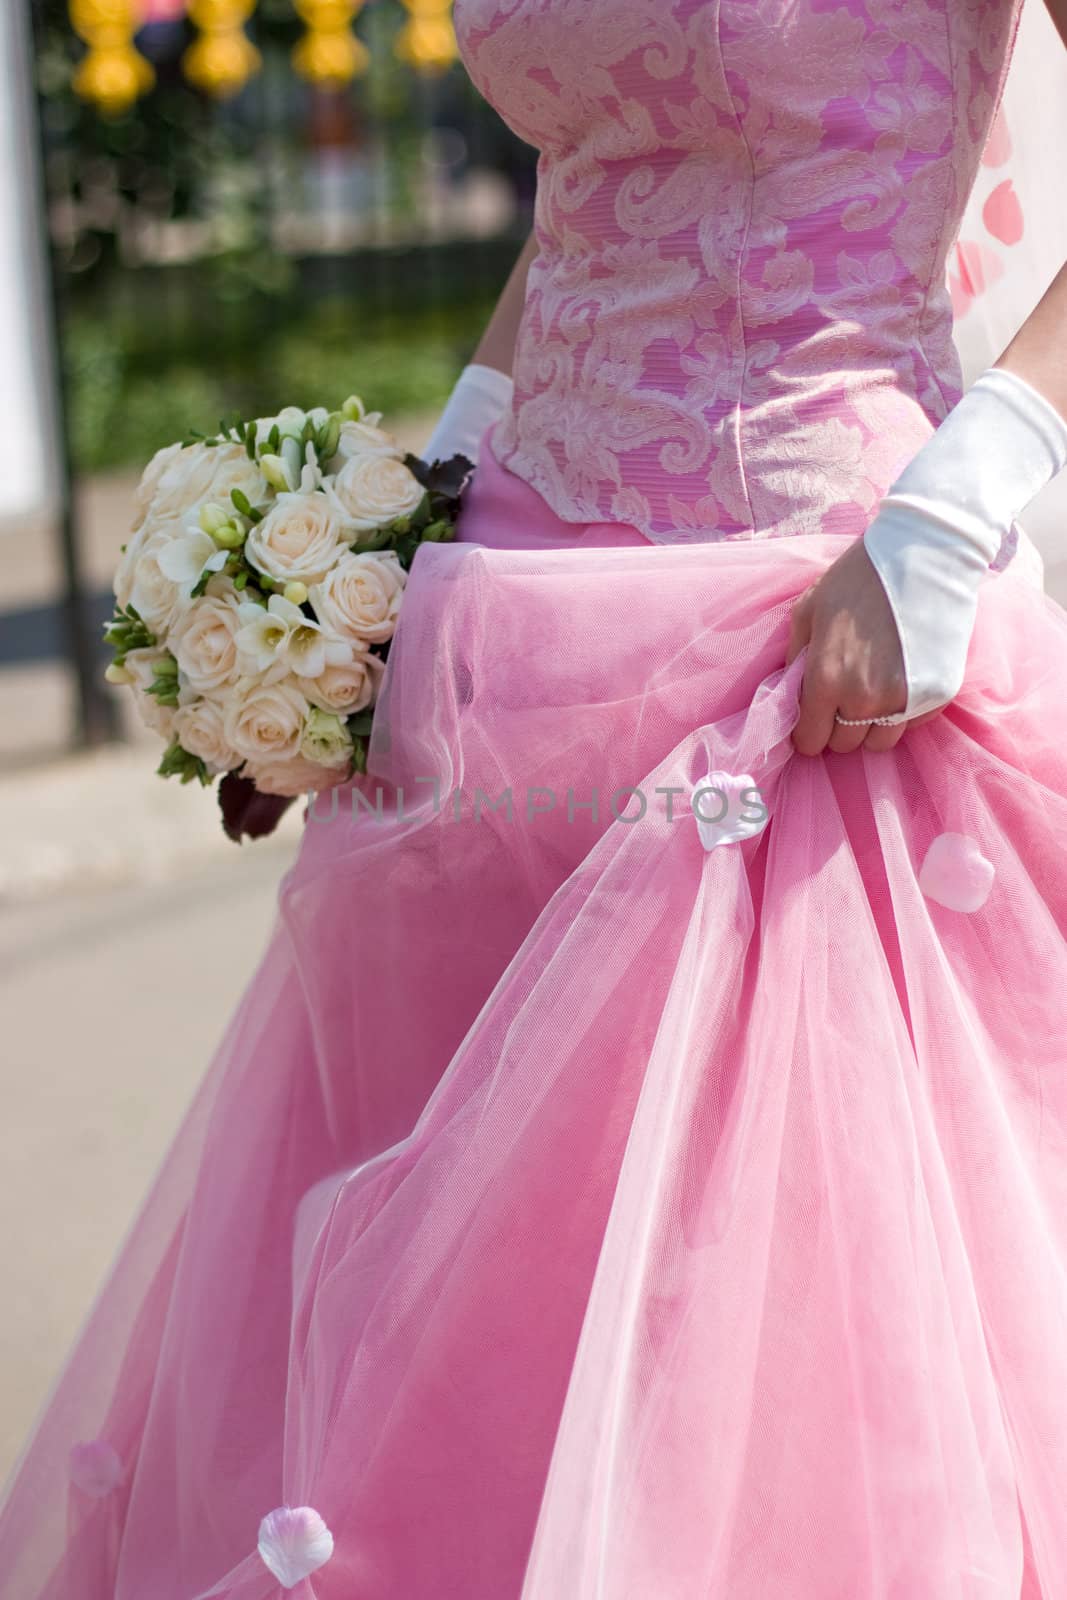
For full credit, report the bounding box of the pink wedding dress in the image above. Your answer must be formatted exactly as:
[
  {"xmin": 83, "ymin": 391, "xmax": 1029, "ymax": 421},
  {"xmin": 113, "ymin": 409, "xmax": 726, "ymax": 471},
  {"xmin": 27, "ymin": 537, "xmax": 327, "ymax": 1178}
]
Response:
[{"xmin": 5, "ymin": 0, "xmax": 1067, "ymax": 1595}]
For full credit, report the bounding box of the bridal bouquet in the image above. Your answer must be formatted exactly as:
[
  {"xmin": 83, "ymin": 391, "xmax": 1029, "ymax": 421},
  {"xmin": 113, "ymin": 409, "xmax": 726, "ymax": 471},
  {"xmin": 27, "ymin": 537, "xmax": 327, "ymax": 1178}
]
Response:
[{"xmin": 104, "ymin": 399, "xmax": 471, "ymax": 840}]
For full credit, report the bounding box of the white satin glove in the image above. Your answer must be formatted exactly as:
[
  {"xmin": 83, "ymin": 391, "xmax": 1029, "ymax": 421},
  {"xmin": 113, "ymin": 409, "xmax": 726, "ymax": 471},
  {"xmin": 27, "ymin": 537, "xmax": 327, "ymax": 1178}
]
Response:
[
  {"xmin": 422, "ymin": 363, "xmax": 514, "ymax": 466},
  {"xmin": 863, "ymin": 365, "xmax": 1067, "ymax": 719}
]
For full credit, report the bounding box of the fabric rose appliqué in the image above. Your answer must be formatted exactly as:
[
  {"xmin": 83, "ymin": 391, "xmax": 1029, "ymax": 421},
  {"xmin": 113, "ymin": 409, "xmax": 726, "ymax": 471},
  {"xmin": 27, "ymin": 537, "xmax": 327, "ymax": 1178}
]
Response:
[
  {"xmin": 691, "ymin": 770, "xmax": 770, "ymax": 852},
  {"xmin": 918, "ymin": 832, "xmax": 995, "ymax": 912},
  {"xmin": 257, "ymin": 1505, "xmax": 334, "ymax": 1588}
]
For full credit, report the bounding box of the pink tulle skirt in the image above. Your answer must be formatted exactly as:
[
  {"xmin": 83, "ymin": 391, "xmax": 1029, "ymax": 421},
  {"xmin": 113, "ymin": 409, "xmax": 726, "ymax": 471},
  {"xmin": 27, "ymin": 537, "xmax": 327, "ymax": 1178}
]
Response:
[{"xmin": 3, "ymin": 435, "xmax": 1067, "ymax": 1599}]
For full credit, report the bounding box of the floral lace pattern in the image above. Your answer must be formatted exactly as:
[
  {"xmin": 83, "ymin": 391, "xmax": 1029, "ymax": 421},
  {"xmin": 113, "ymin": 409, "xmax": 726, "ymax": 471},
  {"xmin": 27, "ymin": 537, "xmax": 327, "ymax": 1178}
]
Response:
[{"xmin": 454, "ymin": 0, "xmax": 1024, "ymax": 559}]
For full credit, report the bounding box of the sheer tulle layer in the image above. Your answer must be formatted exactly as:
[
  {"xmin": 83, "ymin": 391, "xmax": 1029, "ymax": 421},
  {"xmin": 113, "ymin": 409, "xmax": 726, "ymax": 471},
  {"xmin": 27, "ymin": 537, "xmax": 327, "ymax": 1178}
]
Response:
[{"xmin": 3, "ymin": 518, "xmax": 1067, "ymax": 1599}]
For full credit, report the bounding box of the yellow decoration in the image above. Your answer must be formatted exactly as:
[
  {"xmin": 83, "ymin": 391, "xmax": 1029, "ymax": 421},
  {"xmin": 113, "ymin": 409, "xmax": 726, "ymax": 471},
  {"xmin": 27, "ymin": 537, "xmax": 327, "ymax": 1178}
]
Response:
[
  {"xmin": 69, "ymin": 0, "xmax": 155, "ymax": 116},
  {"xmin": 292, "ymin": 0, "xmax": 369, "ymax": 85},
  {"xmin": 182, "ymin": 0, "xmax": 262, "ymax": 99},
  {"xmin": 395, "ymin": 0, "xmax": 458, "ymax": 74}
]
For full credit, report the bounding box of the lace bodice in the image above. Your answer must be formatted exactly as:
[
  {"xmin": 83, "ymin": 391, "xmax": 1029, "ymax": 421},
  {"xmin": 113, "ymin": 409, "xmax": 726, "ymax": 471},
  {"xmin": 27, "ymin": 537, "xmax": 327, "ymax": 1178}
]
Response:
[{"xmin": 454, "ymin": 0, "xmax": 1024, "ymax": 555}]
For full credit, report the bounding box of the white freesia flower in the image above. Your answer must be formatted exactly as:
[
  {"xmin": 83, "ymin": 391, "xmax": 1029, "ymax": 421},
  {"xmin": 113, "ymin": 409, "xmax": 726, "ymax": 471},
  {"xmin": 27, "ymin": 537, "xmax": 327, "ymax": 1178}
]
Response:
[
  {"xmin": 235, "ymin": 599, "xmax": 290, "ymax": 674},
  {"xmin": 309, "ymin": 551, "xmax": 406, "ymax": 645},
  {"xmin": 300, "ymin": 708, "xmax": 353, "ymax": 770},
  {"xmin": 258, "ymin": 454, "xmax": 292, "ymax": 492},
  {"xmin": 325, "ymin": 454, "xmax": 425, "ymax": 534},
  {"xmin": 254, "ymin": 405, "xmax": 313, "ymax": 445},
  {"xmin": 173, "ymin": 697, "xmax": 240, "ymax": 774},
  {"xmin": 157, "ymin": 526, "xmax": 229, "ymax": 596},
  {"xmin": 244, "ymin": 492, "xmax": 345, "ymax": 585},
  {"xmin": 170, "ymin": 589, "xmax": 242, "ymax": 692},
  {"xmin": 224, "ymin": 676, "xmax": 310, "ymax": 764},
  {"xmin": 306, "ymin": 650, "xmax": 385, "ymax": 714},
  {"xmin": 259, "ymin": 439, "xmax": 322, "ymax": 494},
  {"xmin": 236, "ymin": 594, "xmax": 350, "ymax": 680}
]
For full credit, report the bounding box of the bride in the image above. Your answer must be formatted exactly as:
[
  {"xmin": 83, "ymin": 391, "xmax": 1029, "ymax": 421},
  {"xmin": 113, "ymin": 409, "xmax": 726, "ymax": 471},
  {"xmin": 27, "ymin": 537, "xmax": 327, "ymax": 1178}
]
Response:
[{"xmin": 5, "ymin": 0, "xmax": 1067, "ymax": 1594}]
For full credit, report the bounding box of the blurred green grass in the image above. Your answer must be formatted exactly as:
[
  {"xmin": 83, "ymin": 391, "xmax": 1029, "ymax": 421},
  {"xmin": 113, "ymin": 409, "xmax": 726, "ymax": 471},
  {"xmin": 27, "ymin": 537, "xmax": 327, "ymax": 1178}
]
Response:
[{"xmin": 67, "ymin": 294, "xmax": 499, "ymax": 473}]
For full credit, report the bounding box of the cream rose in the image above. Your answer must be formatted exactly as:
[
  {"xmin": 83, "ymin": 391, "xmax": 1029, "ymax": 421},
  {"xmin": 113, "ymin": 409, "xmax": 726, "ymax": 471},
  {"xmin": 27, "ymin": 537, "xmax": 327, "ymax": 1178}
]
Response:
[
  {"xmin": 170, "ymin": 589, "xmax": 242, "ymax": 692},
  {"xmin": 332, "ymin": 418, "xmax": 404, "ymax": 465},
  {"xmin": 132, "ymin": 441, "xmax": 184, "ymax": 531},
  {"xmin": 130, "ymin": 544, "xmax": 188, "ymax": 637},
  {"xmin": 244, "ymin": 492, "xmax": 346, "ymax": 585},
  {"xmin": 113, "ymin": 512, "xmax": 186, "ymax": 614},
  {"xmin": 223, "ymin": 676, "xmax": 310, "ymax": 765},
  {"xmin": 305, "ymin": 650, "xmax": 385, "ymax": 715},
  {"xmin": 145, "ymin": 441, "xmax": 267, "ymax": 525},
  {"xmin": 325, "ymin": 455, "xmax": 425, "ymax": 534},
  {"xmin": 173, "ymin": 697, "xmax": 239, "ymax": 774},
  {"xmin": 242, "ymin": 753, "xmax": 349, "ymax": 797},
  {"xmin": 308, "ymin": 551, "xmax": 406, "ymax": 645}
]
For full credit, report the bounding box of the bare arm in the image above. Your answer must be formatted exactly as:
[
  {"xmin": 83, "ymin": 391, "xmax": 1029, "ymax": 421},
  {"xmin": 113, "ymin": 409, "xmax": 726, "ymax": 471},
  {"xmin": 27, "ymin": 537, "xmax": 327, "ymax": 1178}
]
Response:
[
  {"xmin": 996, "ymin": 258, "xmax": 1067, "ymax": 421},
  {"xmin": 995, "ymin": 0, "xmax": 1067, "ymax": 412},
  {"xmin": 419, "ymin": 230, "xmax": 537, "ymax": 461},
  {"xmin": 471, "ymin": 230, "xmax": 539, "ymax": 377},
  {"xmin": 991, "ymin": 0, "xmax": 1067, "ymax": 412}
]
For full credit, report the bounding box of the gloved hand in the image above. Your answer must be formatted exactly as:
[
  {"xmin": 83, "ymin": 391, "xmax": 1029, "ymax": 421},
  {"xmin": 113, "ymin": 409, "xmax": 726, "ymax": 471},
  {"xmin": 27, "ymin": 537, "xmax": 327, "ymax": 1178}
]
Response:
[
  {"xmin": 863, "ymin": 365, "xmax": 1067, "ymax": 719},
  {"xmin": 422, "ymin": 363, "xmax": 514, "ymax": 467}
]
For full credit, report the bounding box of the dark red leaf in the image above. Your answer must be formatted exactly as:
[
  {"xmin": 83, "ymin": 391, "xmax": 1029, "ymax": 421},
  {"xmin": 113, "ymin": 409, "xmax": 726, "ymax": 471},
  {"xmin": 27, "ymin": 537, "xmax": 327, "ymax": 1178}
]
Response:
[{"xmin": 218, "ymin": 770, "xmax": 296, "ymax": 843}]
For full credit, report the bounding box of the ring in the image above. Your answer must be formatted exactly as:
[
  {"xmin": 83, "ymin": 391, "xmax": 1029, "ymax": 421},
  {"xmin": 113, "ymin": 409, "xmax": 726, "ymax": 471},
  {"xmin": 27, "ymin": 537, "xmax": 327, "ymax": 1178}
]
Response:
[{"xmin": 833, "ymin": 711, "xmax": 909, "ymax": 727}]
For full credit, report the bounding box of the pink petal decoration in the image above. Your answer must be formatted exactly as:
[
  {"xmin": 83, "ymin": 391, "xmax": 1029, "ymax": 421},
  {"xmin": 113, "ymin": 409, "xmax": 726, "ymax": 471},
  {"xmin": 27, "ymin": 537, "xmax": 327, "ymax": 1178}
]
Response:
[
  {"xmin": 980, "ymin": 105, "xmax": 1013, "ymax": 167},
  {"xmin": 918, "ymin": 832, "xmax": 995, "ymax": 913},
  {"xmin": 947, "ymin": 260, "xmax": 974, "ymax": 319},
  {"xmin": 692, "ymin": 770, "xmax": 770, "ymax": 852},
  {"xmin": 257, "ymin": 1506, "xmax": 335, "ymax": 1588},
  {"xmin": 983, "ymin": 179, "xmax": 1024, "ymax": 247},
  {"xmin": 948, "ymin": 239, "xmax": 1006, "ymax": 315},
  {"xmin": 69, "ymin": 1440, "xmax": 124, "ymax": 1498}
]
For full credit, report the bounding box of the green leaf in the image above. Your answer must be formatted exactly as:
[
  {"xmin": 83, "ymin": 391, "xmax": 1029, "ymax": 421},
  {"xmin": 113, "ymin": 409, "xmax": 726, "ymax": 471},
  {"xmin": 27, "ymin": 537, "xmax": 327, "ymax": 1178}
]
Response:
[
  {"xmin": 230, "ymin": 487, "xmax": 254, "ymax": 517},
  {"xmin": 157, "ymin": 740, "xmax": 211, "ymax": 787}
]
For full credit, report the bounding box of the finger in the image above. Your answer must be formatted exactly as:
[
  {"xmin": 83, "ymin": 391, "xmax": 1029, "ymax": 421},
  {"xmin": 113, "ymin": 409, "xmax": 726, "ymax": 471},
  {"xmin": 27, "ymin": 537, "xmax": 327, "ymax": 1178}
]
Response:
[
  {"xmin": 791, "ymin": 665, "xmax": 839, "ymax": 756},
  {"xmin": 862, "ymin": 719, "xmax": 908, "ymax": 753},
  {"xmin": 827, "ymin": 715, "xmax": 871, "ymax": 754}
]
